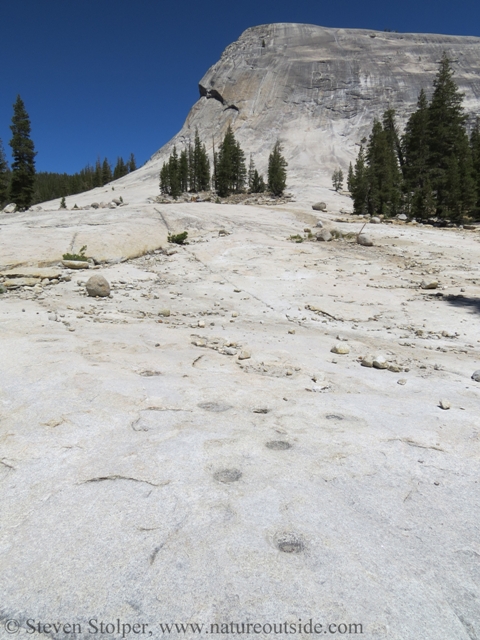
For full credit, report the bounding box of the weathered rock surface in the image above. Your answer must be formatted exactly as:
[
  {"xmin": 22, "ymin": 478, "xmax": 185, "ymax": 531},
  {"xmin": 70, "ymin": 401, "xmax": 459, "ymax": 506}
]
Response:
[{"xmin": 357, "ymin": 233, "xmax": 374, "ymax": 246}]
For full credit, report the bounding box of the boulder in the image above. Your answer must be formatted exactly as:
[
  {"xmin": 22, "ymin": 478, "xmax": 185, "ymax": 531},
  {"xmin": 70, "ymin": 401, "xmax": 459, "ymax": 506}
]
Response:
[
  {"xmin": 397, "ymin": 214, "xmax": 408, "ymax": 221},
  {"xmin": 316, "ymin": 230, "xmax": 332, "ymax": 242},
  {"xmin": 370, "ymin": 217, "xmax": 381, "ymax": 224},
  {"xmin": 421, "ymin": 280, "xmax": 438, "ymax": 290},
  {"xmin": 86, "ymin": 274, "xmax": 110, "ymax": 297},
  {"xmin": 312, "ymin": 202, "xmax": 327, "ymax": 212},
  {"xmin": 357, "ymin": 234, "xmax": 374, "ymax": 246},
  {"xmin": 315, "ymin": 220, "xmax": 323, "ymax": 228},
  {"xmin": 471, "ymin": 370, "xmax": 480, "ymax": 382},
  {"xmin": 109, "ymin": 202, "xmax": 118, "ymax": 209},
  {"xmin": 373, "ymin": 355, "xmax": 388, "ymax": 369},
  {"xmin": 90, "ymin": 202, "xmax": 100, "ymax": 209},
  {"xmin": 3, "ymin": 203, "xmax": 16, "ymax": 214},
  {"xmin": 331, "ymin": 343, "xmax": 350, "ymax": 355}
]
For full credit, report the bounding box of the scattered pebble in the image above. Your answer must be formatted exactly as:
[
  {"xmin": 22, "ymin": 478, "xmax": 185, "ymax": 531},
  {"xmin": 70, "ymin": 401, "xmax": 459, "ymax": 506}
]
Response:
[
  {"xmin": 397, "ymin": 379, "xmax": 407, "ymax": 385},
  {"xmin": 361, "ymin": 356, "xmax": 374, "ymax": 368},
  {"xmin": 439, "ymin": 399, "xmax": 451, "ymax": 410},
  {"xmin": 421, "ymin": 280, "xmax": 438, "ymax": 290},
  {"xmin": 331, "ymin": 343, "xmax": 350, "ymax": 355}
]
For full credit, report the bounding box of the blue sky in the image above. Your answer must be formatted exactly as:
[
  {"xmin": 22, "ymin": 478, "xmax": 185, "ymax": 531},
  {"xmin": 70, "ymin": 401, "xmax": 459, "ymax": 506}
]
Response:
[{"xmin": 2, "ymin": 0, "xmax": 480, "ymax": 173}]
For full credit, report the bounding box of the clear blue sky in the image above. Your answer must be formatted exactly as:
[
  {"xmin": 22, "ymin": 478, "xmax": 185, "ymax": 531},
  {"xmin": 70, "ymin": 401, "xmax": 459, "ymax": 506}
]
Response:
[{"xmin": 2, "ymin": 0, "xmax": 479, "ymax": 174}]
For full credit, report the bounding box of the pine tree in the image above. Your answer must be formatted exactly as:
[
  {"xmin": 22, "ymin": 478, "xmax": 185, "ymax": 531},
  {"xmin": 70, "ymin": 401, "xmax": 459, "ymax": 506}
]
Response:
[
  {"xmin": 267, "ymin": 140, "xmax": 287, "ymax": 196},
  {"xmin": 427, "ymin": 53, "xmax": 474, "ymax": 219},
  {"xmin": 9, "ymin": 95, "xmax": 37, "ymax": 209},
  {"xmin": 402, "ymin": 89, "xmax": 430, "ymax": 218},
  {"xmin": 0, "ymin": 139, "xmax": 10, "ymax": 207},
  {"xmin": 248, "ymin": 155, "xmax": 255, "ymax": 191},
  {"xmin": 179, "ymin": 149, "xmax": 189, "ymax": 193},
  {"xmin": 168, "ymin": 146, "xmax": 181, "ymax": 199},
  {"xmin": 216, "ymin": 126, "xmax": 246, "ymax": 197},
  {"xmin": 349, "ymin": 146, "xmax": 369, "ymax": 215},
  {"xmin": 159, "ymin": 162, "xmax": 170, "ymax": 194},
  {"xmin": 93, "ymin": 158, "xmax": 103, "ymax": 187},
  {"xmin": 102, "ymin": 158, "xmax": 112, "ymax": 185},
  {"xmin": 113, "ymin": 157, "xmax": 128, "ymax": 180},
  {"xmin": 127, "ymin": 153, "xmax": 137, "ymax": 173},
  {"xmin": 471, "ymin": 118, "xmax": 480, "ymax": 214},
  {"xmin": 251, "ymin": 170, "xmax": 266, "ymax": 193},
  {"xmin": 332, "ymin": 168, "xmax": 344, "ymax": 191},
  {"xmin": 365, "ymin": 113, "xmax": 402, "ymax": 217}
]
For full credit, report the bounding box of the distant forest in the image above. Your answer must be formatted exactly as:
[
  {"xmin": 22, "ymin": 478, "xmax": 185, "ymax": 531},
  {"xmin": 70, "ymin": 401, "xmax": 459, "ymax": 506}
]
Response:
[{"xmin": 31, "ymin": 154, "xmax": 137, "ymax": 204}]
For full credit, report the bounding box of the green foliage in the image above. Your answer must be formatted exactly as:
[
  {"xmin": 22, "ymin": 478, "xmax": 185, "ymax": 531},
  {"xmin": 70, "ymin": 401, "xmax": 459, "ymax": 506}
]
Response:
[
  {"xmin": 60, "ymin": 196, "xmax": 66, "ymax": 209},
  {"xmin": 160, "ymin": 129, "xmax": 210, "ymax": 197},
  {"xmin": 267, "ymin": 140, "xmax": 287, "ymax": 196},
  {"xmin": 248, "ymin": 156, "xmax": 265, "ymax": 193},
  {"xmin": 289, "ymin": 234, "xmax": 303, "ymax": 243},
  {"xmin": 63, "ymin": 245, "xmax": 88, "ymax": 261},
  {"xmin": 168, "ymin": 231, "xmax": 188, "ymax": 244},
  {"xmin": 215, "ymin": 126, "xmax": 246, "ymax": 197},
  {"xmin": 9, "ymin": 95, "xmax": 36, "ymax": 210},
  {"xmin": 113, "ymin": 156, "xmax": 128, "ymax": 180},
  {"xmin": 332, "ymin": 168, "xmax": 344, "ymax": 191},
  {"xmin": 350, "ymin": 54, "xmax": 479, "ymax": 222}
]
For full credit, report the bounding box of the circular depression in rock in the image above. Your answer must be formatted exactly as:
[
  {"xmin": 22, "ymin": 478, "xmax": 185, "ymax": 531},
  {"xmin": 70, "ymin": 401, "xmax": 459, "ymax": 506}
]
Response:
[
  {"xmin": 275, "ymin": 533, "xmax": 304, "ymax": 554},
  {"xmin": 198, "ymin": 402, "xmax": 232, "ymax": 412},
  {"xmin": 213, "ymin": 469, "xmax": 243, "ymax": 483},
  {"xmin": 265, "ymin": 440, "xmax": 292, "ymax": 450}
]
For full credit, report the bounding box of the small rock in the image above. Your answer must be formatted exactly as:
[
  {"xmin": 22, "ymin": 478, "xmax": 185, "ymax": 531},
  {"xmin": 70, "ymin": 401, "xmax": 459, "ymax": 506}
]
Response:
[
  {"xmin": 3, "ymin": 203, "xmax": 17, "ymax": 213},
  {"xmin": 361, "ymin": 356, "xmax": 374, "ymax": 367},
  {"xmin": 421, "ymin": 280, "xmax": 438, "ymax": 290},
  {"xmin": 397, "ymin": 214, "xmax": 407, "ymax": 221},
  {"xmin": 388, "ymin": 364, "xmax": 402, "ymax": 372},
  {"xmin": 316, "ymin": 230, "xmax": 332, "ymax": 242},
  {"xmin": 331, "ymin": 343, "xmax": 350, "ymax": 355},
  {"xmin": 288, "ymin": 329, "xmax": 295, "ymax": 334},
  {"xmin": 158, "ymin": 309, "xmax": 170, "ymax": 317},
  {"xmin": 232, "ymin": 311, "xmax": 238, "ymax": 318},
  {"xmin": 238, "ymin": 350, "xmax": 251, "ymax": 360},
  {"xmin": 223, "ymin": 347, "xmax": 237, "ymax": 356},
  {"xmin": 439, "ymin": 399, "xmax": 451, "ymax": 410},
  {"xmin": 471, "ymin": 370, "xmax": 480, "ymax": 382},
  {"xmin": 198, "ymin": 320, "xmax": 206, "ymax": 328},
  {"xmin": 397, "ymin": 379, "xmax": 407, "ymax": 385},
  {"xmin": 312, "ymin": 202, "xmax": 327, "ymax": 212},
  {"xmin": 48, "ymin": 313, "xmax": 57, "ymax": 321},
  {"xmin": 357, "ymin": 234, "xmax": 374, "ymax": 246},
  {"xmin": 86, "ymin": 274, "xmax": 111, "ymax": 297},
  {"xmin": 372, "ymin": 355, "xmax": 388, "ymax": 369},
  {"xmin": 315, "ymin": 220, "xmax": 323, "ymax": 228},
  {"xmin": 90, "ymin": 202, "xmax": 99, "ymax": 209},
  {"xmin": 370, "ymin": 216, "xmax": 381, "ymax": 224},
  {"xmin": 62, "ymin": 260, "xmax": 90, "ymax": 270}
]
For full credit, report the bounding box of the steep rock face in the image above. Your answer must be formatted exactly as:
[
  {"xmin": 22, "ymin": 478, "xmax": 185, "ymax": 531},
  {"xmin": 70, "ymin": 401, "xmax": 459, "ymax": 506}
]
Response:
[
  {"xmin": 146, "ymin": 23, "xmax": 480, "ymax": 197},
  {"xmin": 31, "ymin": 24, "xmax": 480, "ymax": 208}
]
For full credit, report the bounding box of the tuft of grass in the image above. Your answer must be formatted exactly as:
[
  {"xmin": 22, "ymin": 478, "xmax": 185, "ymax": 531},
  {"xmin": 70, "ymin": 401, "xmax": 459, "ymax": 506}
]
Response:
[
  {"xmin": 289, "ymin": 234, "xmax": 304, "ymax": 243},
  {"xmin": 168, "ymin": 231, "xmax": 188, "ymax": 245},
  {"xmin": 63, "ymin": 245, "xmax": 89, "ymax": 261}
]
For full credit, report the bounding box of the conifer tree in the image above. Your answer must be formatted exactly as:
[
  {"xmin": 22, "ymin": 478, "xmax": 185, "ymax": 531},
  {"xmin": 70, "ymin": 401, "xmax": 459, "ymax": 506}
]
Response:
[
  {"xmin": 168, "ymin": 146, "xmax": 181, "ymax": 199},
  {"xmin": 248, "ymin": 155, "xmax": 255, "ymax": 191},
  {"xmin": 216, "ymin": 126, "xmax": 246, "ymax": 197},
  {"xmin": 470, "ymin": 118, "xmax": 480, "ymax": 214},
  {"xmin": 402, "ymin": 89, "xmax": 430, "ymax": 217},
  {"xmin": 102, "ymin": 158, "xmax": 112, "ymax": 185},
  {"xmin": 251, "ymin": 170, "xmax": 266, "ymax": 193},
  {"xmin": 94, "ymin": 159, "xmax": 103, "ymax": 187},
  {"xmin": 0, "ymin": 139, "xmax": 10, "ymax": 206},
  {"xmin": 9, "ymin": 95, "xmax": 36, "ymax": 209},
  {"xmin": 267, "ymin": 140, "xmax": 287, "ymax": 196},
  {"xmin": 113, "ymin": 157, "xmax": 128, "ymax": 180},
  {"xmin": 427, "ymin": 53, "xmax": 474, "ymax": 219},
  {"xmin": 349, "ymin": 146, "xmax": 369, "ymax": 215},
  {"xmin": 127, "ymin": 153, "xmax": 137, "ymax": 173},
  {"xmin": 179, "ymin": 149, "xmax": 189, "ymax": 193},
  {"xmin": 331, "ymin": 168, "xmax": 344, "ymax": 191}
]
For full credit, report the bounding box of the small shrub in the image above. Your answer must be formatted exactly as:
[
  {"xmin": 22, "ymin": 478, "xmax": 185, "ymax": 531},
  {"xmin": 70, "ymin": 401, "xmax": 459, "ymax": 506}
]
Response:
[
  {"xmin": 168, "ymin": 231, "xmax": 188, "ymax": 245},
  {"xmin": 289, "ymin": 234, "xmax": 303, "ymax": 243},
  {"xmin": 63, "ymin": 244, "xmax": 89, "ymax": 261},
  {"xmin": 60, "ymin": 197, "xmax": 67, "ymax": 209}
]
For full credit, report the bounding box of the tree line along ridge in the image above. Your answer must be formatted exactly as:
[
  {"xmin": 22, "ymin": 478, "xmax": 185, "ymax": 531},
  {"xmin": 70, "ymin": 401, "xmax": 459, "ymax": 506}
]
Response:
[{"xmin": 0, "ymin": 95, "xmax": 138, "ymax": 210}]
